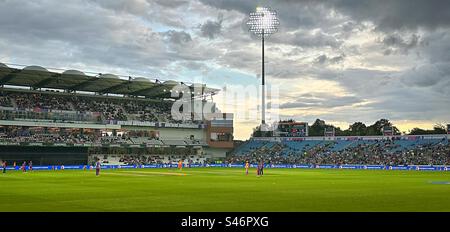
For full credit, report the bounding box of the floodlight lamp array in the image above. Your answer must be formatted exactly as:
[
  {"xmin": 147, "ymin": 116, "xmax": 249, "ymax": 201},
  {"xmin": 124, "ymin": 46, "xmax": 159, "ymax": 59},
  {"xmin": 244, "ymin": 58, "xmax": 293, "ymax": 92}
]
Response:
[{"xmin": 247, "ymin": 7, "xmax": 280, "ymax": 37}]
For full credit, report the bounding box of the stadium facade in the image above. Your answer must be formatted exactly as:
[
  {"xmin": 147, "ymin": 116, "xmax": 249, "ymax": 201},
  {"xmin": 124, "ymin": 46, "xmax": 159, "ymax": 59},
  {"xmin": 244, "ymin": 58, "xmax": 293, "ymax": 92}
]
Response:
[{"xmin": 0, "ymin": 63, "xmax": 234, "ymax": 166}]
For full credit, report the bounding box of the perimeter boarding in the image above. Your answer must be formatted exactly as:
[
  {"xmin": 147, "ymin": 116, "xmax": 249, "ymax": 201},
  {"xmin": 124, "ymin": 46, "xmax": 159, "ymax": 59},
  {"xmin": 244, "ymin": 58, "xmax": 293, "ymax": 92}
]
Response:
[{"xmin": 1, "ymin": 163, "xmax": 448, "ymax": 172}]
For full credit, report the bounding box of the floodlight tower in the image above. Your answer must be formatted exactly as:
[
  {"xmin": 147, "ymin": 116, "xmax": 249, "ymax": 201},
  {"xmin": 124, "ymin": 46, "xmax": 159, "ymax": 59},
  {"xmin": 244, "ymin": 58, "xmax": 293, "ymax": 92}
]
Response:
[{"xmin": 247, "ymin": 7, "xmax": 279, "ymax": 126}]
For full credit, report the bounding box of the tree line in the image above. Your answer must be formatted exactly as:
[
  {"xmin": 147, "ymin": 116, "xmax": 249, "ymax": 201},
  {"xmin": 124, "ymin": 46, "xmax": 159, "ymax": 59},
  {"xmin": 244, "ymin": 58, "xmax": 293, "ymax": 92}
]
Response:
[
  {"xmin": 307, "ymin": 119, "xmax": 447, "ymax": 136},
  {"xmin": 252, "ymin": 119, "xmax": 448, "ymax": 137}
]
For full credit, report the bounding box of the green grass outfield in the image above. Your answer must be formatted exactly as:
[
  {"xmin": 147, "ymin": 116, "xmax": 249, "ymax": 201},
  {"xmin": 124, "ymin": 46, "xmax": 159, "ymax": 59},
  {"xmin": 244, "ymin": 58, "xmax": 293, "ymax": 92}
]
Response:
[{"xmin": 1, "ymin": 168, "xmax": 450, "ymax": 212}]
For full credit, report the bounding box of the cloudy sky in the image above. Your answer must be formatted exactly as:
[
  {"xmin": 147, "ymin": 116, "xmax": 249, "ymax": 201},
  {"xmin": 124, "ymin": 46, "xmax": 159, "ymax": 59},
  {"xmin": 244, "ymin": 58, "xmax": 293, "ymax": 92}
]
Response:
[{"xmin": 1, "ymin": 0, "xmax": 450, "ymax": 139}]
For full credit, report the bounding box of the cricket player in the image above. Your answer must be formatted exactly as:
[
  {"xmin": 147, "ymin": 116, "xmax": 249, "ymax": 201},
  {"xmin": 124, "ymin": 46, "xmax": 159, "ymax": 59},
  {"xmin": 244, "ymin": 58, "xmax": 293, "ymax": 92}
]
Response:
[
  {"xmin": 178, "ymin": 160, "xmax": 183, "ymax": 171},
  {"xmin": 29, "ymin": 161, "xmax": 33, "ymax": 172},
  {"xmin": 245, "ymin": 161, "xmax": 249, "ymax": 175},
  {"xmin": 256, "ymin": 162, "xmax": 261, "ymax": 176},
  {"xmin": 95, "ymin": 160, "xmax": 101, "ymax": 176},
  {"xmin": 2, "ymin": 161, "xmax": 6, "ymax": 174},
  {"xmin": 260, "ymin": 161, "xmax": 264, "ymax": 176},
  {"xmin": 21, "ymin": 161, "xmax": 26, "ymax": 172}
]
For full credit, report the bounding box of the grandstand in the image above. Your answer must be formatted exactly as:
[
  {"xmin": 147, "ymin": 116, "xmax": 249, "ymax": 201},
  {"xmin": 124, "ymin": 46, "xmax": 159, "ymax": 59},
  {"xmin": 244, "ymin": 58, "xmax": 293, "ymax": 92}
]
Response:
[
  {"xmin": 0, "ymin": 63, "xmax": 234, "ymax": 165},
  {"xmin": 229, "ymin": 135, "xmax": 449, "ymax": 166},
  {"xmin": 229, "ymin": 117, "xmax": 449, "ymax": 166}
]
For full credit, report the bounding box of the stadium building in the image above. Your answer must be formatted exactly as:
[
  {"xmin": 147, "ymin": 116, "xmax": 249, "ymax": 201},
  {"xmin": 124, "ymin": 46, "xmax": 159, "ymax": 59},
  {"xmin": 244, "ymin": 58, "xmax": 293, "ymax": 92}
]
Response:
[{"xmin": 0, "ymin": 63, "xmax": 234, "ymax": 166}]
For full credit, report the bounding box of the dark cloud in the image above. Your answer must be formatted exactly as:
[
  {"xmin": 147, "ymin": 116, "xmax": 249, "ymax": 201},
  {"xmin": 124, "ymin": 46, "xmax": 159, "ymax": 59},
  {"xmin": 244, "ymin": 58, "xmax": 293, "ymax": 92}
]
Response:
[
  {"xmin": 382, "ymin": 34, "xmax": 421, "ymax": 55},
  {"xmin": 0, "ymin": 0, "xmax": 217, "ymax": 80},
  {"xmin": 401, "ymin": 63, "xmax": 450, "ymax": 92},
  {"xmin": 421, "ymin": 30, "xmax": 450, "ymax": 63},
  {"xmin": 396, "ymin": 31, "xmax": 450, "ymax": 96},
  {"xmin": 162, "ymin": 30, "xmax": 192, "ymax": 44},
  {"xmin": 314, "ymin": 54, "xmax": 346, "ymax": 65},
  {"xmin": 328, "ymin": 0, "xmax": 450, "ymax": 31},
  {"xmin": 199, "ymin": 0, "xmax": 450, "ymax": 35},
  {"xmin": 200, "ymin": 14, "xmax": 223, "ymax": 39}
]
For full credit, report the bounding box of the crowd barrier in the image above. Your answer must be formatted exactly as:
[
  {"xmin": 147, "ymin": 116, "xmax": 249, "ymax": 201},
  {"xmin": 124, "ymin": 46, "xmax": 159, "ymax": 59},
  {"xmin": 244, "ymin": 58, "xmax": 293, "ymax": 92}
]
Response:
[{"xmin": 3, "ymin": 164, "xmax": 449, "ymax": 171}]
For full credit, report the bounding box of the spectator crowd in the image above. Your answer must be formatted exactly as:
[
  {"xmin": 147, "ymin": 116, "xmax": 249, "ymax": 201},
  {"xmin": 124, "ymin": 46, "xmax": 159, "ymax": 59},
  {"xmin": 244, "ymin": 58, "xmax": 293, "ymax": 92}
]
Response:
[
  {"xmin": 0, "ymin": 90, "xmax": 193, "ymax": 124},
  {"xmin": 227, "ymin": 139, "xmax": 450, "ymax": 166}
]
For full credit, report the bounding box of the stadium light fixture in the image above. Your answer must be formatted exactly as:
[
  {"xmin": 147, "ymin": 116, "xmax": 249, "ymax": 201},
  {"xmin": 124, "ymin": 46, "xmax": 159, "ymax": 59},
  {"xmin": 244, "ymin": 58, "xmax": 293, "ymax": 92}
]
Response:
[{"xmin": 247, "ymin": 7, "xmax": 279, "ymax": 126}]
